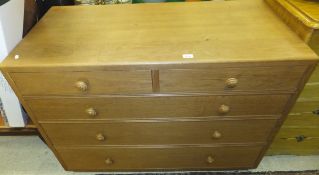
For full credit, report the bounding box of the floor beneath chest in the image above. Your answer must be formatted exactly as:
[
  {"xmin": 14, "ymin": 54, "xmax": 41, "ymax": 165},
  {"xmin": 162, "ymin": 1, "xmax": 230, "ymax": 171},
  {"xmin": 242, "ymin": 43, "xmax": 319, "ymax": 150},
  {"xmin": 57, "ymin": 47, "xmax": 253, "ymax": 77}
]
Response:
[{"xmin": 0, "ymin": 136, "xmax": 318, "ymax": 175}]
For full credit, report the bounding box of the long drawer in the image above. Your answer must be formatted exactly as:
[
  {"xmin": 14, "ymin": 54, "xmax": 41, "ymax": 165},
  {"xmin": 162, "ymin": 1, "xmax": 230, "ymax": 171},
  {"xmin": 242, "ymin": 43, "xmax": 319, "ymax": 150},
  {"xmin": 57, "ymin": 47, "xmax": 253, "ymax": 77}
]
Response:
[
  {"xmin": 41, "ymin": 119, "xmax": 277, "ymax": 146},
  {"xmin": 159, "ymin": 66, "xmax": 307, "ymax": 93},
  {"xmin": 307, "ymin": 66, "xmax": 319, "ymax": 83},
  {"xmin": 10, "ymin": 70, "xmax": 152, "ymax": 96},
  {"xmin": 57, "ymin": 145, "xmax": 263, "ymax": 170},
  {"xmin": 283, "ymin": 113, "xmax": 319, "ymax": 127},
  {"xmin": 27, "ymin": 94, "xmax": 289, "ymax": 120},
  {"xmin": 298, "ymin": 83, "xmax": 319, "ymax": 99},
  {"xmin": 290, "ymin": 100, "xmax": 319, "ymax": 114},
  {"xmin": 268, "ymin": 127, "xmax": 319, "ymax": 155},
  {"xmin": 274, "ymin": 127, "xmax": 319, "ymax": 142}
]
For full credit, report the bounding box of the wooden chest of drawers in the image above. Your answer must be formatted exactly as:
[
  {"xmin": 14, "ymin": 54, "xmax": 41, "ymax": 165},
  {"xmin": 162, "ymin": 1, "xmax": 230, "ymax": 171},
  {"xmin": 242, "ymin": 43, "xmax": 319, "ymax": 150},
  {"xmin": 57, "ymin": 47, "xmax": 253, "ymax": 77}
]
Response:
[
  {"xmin": 265, "ymin": 0, "xmax": 319, "ymax": 155},
  {"xmin": 1, "ymin": 0, "xmax": 318, "ymax": 171}
]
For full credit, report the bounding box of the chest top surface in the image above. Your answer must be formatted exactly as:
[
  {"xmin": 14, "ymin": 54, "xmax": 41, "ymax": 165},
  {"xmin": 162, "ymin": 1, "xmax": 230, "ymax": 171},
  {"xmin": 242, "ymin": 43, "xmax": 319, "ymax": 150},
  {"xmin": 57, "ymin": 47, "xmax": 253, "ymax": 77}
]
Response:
[
  {"xmin": 289, "ymin": 0, "xmax": 319, "ymax": 22},
  {"xmin": 1, "ymin": 0, "xmax": 318, "ymax": 69},
  {"xmin": 276, "ymin": 0, "xmax": 319, "ymax": 29}
]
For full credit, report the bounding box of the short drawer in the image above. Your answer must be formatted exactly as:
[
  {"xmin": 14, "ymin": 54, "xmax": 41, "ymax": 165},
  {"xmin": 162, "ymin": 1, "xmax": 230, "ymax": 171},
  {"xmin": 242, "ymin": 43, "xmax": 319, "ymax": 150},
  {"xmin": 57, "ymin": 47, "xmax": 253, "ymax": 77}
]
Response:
[
  {"xmin": 27, "ymin": 94, "xmax": 289, "ymax": 120},
  {"xmin": 10, "ymin": 70, "xmax": 152, "ymax": 96},
  {"xmin": 159, "ymin": 66, "xmax": 307, "ymax": 93},
  {"xmin": 57, "ymin": 145, "xmax": 263, "ymax": 170},
  {"xmin": 40, "ymin": 119, "xmax": 277, "ymax": 146}
]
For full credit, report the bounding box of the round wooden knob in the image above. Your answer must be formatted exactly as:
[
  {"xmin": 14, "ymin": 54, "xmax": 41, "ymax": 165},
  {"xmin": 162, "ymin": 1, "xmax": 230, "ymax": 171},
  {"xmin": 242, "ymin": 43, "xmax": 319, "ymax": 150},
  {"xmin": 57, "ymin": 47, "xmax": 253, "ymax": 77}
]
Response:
[
  {"xmin": 218, "ymin": 104, "xmax": 230, "ymax": 114},
  {"xmin": 207, "ymin": 155, "xmax": 215, "ymax": 164},
  {"xmin": 75, "ymin": 81, "xmax": 88, "ymax": 92},
  {"xmin": 225, "ymin": 78, "xmax": 238, "ymax": 88},
  {"xmin": 105, "ymin": 158, "xmax": 113, "ymax": 165},
  {"xmin": 96, "ymin": 133, "xmax": 105, "ymax": 141},
  {"xmin": 86, "ymin": 108, "xmax": 97, "ymax": 117},
  {"xmin": 212, "ymin": 130, "xmax": 222, "ymax": 139}
]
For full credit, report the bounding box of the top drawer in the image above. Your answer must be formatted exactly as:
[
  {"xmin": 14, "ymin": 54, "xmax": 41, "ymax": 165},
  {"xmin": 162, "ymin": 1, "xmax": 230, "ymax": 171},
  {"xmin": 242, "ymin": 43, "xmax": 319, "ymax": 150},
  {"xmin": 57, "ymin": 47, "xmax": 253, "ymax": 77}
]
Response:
[
  {"xmin": 159, "ymin": 66, "xmax": 307, "ymax": 93},
  {"xmin": 10, "ymin": 70, "xmax": 152, "ymax": 96}
]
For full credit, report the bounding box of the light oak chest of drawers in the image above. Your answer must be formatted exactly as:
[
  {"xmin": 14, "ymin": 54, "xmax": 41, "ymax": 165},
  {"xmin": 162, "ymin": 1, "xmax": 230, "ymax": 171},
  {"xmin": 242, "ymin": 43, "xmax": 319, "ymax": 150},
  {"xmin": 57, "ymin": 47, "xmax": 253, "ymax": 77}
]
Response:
[
  {"xmin": 265, "ymin": 0, "xmax": 319, "ymax": 155},
  {"xmin": 1, "ymin": 0, "xmax": 318, "ymax": 171}
]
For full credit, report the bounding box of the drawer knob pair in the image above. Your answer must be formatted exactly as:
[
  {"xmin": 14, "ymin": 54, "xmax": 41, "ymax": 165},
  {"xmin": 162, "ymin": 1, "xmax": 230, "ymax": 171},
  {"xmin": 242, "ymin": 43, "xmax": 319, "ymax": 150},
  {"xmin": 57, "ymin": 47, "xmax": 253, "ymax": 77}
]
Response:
[
  {"xmin": 75, "ymin": 81, "xmax": 88, "ymax": 92},
  {"xmin": 218, "ymin": 104, "xmax": 230, "ymax": 114},
  {"xmin": 96, "ymin": 133, "xmax": 106, "ymax": 141},
  {"xmin": 207, "ymin": 155, "xmax": 215, "ymax": 164},
  {"xmin": 225, "ymin": 78, "xmax": 238, "ymax": 88},
  {"xmin": 212, "ymin": 130, "xmax": 222, "ymax": 139},
  {"xmin": 105, "ymin": 158, "xmax": 113, "ymax": 165},
  {"xmin": 86, "ymin": 108, "xmax": 97, "ymax": 117}
]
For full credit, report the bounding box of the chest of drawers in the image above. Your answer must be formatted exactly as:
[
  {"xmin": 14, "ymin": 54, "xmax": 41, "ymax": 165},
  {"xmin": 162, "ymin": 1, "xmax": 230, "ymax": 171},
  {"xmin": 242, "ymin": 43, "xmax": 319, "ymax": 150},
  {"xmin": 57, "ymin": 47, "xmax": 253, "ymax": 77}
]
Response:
[
  {"xmin": 265, "ymin": 0, "xmax": 319, "ymax": 155},
  {"xmin": 1, "ymin": 0, "xmax": 318, "ymax": 171}
]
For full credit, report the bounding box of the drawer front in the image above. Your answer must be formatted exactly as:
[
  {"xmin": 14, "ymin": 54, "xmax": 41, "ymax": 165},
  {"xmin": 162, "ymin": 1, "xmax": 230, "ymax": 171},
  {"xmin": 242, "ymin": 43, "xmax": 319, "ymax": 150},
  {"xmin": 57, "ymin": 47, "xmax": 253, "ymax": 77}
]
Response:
[
  {"xmin": 290, "ymin": 100, "xmax": 319, "ymax": 114},
  {"xmin": 41, "ymin": 119, "xmax": 277, "ymax": 146},
  {"xmin": 274, "ymin": 127, "xmax": 319, "ymax": 139},
  {"xmin": 283, "ymin": 113, "xmax": 319, "ymax": 127},
  {"xmin": 298, "ymin": 84, "xmax": 319, "ymax": 99},
  {"xmin": 307, "ymin": 66, "xmax": 319, "ymax": 83},
  {"xmin": 57, "ymin": 145, "xmax": 263, "ymax": 170},
  {"xmin": 28, "ymin": 94, "xmax": 289, "ymax": 120},
  {"xmin": 268, "ymin": 127, "xmax": 319, "ymax": 155},
  {"xmin": 268, "ymin": 138, "xmax": 319, "ymax": 155},
  {"xmin": 10, "ymin": 70, "xmax": 152, "ymax": 96},
  {"xmin": 159, "ymin": 66, "xmax": 307, "ymax": 93}
]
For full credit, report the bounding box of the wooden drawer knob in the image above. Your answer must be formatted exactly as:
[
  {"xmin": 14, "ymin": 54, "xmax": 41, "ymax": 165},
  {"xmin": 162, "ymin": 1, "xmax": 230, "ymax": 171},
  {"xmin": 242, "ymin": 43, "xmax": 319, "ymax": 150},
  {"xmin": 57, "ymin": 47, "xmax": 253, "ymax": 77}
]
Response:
[
  {"xmin": 75, "ymin": 81, "xmax": 88, "ymax": 92},
  {"xmin": 207, "ymin": 155, "xmax": 215, "ymax": 164},
  {"xmin": 218, "ymin": 104, "xmax": 230, "ymax": 114},
  {"xmin": 96, "ymin": 133, "xmax": 105, "ymax": 141},
  {"xmin": 86, "ymin": 108, "xmax": 97, "ymax": 117},
  {"xmin": 212, "ymin": 130, "xmax": 222, "ymax": 139},
  {"xmin": 105, "ymin": 158, "xmax": 113, "ymax": 165},
  {"xmin": 312, "ymin": 109, "xmax": 319, "ymax": 115},
  {"xmin": 225, "ymin": 78, "xmax": 238, "ymax": 88}
]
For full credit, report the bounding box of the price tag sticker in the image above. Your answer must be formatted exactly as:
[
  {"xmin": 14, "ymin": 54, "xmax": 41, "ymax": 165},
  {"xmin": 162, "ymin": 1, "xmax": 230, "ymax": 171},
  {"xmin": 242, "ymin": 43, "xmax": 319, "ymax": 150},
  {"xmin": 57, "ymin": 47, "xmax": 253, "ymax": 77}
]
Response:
[
  {"xmin": 182, "ymin": 54, "xmax": 194, "ymax": 59},
  {"xmin": 14, "ymin": 54, "xmax": 20, "ymax": 60}
]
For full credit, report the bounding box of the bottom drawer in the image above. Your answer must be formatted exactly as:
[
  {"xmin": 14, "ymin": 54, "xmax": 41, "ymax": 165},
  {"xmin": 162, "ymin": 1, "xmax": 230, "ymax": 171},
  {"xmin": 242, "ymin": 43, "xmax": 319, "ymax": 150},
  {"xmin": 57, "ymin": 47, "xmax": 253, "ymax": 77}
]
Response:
[
  {"xmin": 57, "ymin": 145, "xmax": 263, "ymax": 171},
  {"xmin": 268, "ymin": 138, "xmax": 319, "ymax": 155},
  {"xmin": 268, "ymin": 127, "xmax": 319, "ymax": 155}
]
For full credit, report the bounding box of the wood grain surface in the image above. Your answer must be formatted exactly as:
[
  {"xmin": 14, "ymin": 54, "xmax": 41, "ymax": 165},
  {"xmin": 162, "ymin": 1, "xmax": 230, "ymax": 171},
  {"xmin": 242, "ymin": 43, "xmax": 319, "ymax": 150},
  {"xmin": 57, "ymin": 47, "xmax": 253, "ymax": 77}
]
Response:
[
  {"xmin": 159, "ymin": 66, "xmax": 307, "ymax": 93},
  {"xmin": 10, "ymin": 70, "xmax": 152, "ymax": 96},
  {"xmin": 265, "ymin": 0, "xmax": 319, "ymax": 155},
  {"xmin": 0, "ymin": 0, "xmax": 318, "ymax": 170},
  {"xmin": 0, "ymin": 0, "xmax": 317, "ymax": 70},
  {"xmin": 27, "ymin": 94, "xmax": 289, "ymax": 120},
  {"xmin": 40, "ymin": 118, "xmax": 277, "ymax": 146},
  {"xmin": 268, "ymin": 127, "xmax": 319, "ymax": 155},
  {"xmin": 57, "ymin": 145, "xmax": 263, "ymax": 171}
]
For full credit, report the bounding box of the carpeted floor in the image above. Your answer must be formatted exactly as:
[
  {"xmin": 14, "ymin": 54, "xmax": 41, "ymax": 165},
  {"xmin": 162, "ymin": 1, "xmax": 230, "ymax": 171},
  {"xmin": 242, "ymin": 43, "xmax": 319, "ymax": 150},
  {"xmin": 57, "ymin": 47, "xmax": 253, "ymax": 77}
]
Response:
[{"xmin": 97, "ymin": 171, "xmax": 319, "ymax": 175}]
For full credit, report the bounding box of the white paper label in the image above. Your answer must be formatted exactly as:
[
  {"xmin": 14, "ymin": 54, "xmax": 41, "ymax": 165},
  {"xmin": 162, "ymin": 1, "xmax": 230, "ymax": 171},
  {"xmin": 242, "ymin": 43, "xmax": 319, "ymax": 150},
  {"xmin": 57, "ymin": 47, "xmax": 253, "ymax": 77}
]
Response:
[
  {"xmin": 182, "ymin": 54, "xmax": 194, "ymax": 59},
  {"xmin": 14, "ymin": 54, "xmax": 20, "ymax": 60}
]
